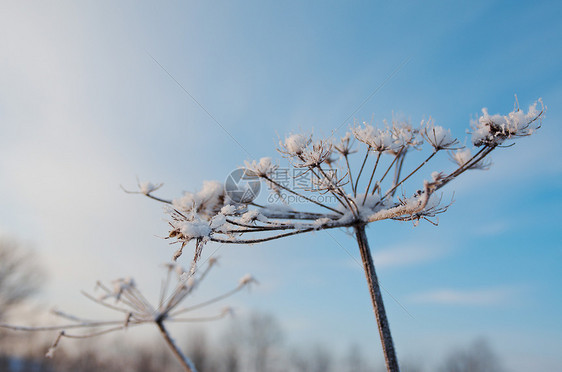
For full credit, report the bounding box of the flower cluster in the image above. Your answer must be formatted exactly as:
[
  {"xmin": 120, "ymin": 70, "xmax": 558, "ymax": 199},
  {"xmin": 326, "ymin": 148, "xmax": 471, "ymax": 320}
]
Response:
[
  {"xmin": 244, "ymin": 157, "xmax": 278, "ymax": 177},
  {"xmin": 421, "ymin": 118, "xmax": 459, "ymax": 151},
  {"xmin": 471, "ymin": 100, "xmax": 544, "ymax": 147},
  {"xmin": 352, "ymin": 124, "xmax": 396, "ymax": 152},
  {"xmin": 128, "ymin": 98, "xmax": 543, "ymax": 270},
  {"xmin": 172, "ymin": 180, "xmax": 225, "ymax": 220}
]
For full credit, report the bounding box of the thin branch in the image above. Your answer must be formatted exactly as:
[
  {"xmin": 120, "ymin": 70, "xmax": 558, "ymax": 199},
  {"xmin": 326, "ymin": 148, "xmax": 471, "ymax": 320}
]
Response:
[
  {"xmin": 372, "ymin": 147, "xmax": 404, "ymax": 194},
  {"xmin": 169, "ymin": 286, "xmax": 244, "ymax": 317},
  {"xmin": 383, "ymin": 151, "xmax": 437, "ymax": 200},
  {"xmin": 210, "ymin": 228, "xmax": 315, "ymax": 244},
  {"xmin": 263, "ymin": 176, "xmax": 343, "ymax": 215},
  {"xmin": 344, "ymin": 154, "xmax": 355, "ymax": 193},
  {"xmin": 363, "ymin": 152, "xmax": 382, "ymax": 205},
  {"xmin": 167, "ymin": 313, "xmax": 229, "ymax": 322},
  {"xmin": 391, "ymin": 151, "xmax": 407, "ymax": 196},
  {"xmin": 436, "ymin": 146, "xmax": 494, "ymax": 191},
  {"xmin": 260, "ymin": 209, "xmax": 339, "ymax": 220},
  {"xmin": 314, "ymin": 166, "xmax": 357, "ymax": 215},
  {"xmin": 354, "ymin": 146, "xmax": 371, "ymax": 196},
  {"xmin": 120, "ymin": 185, "xmax": 173, "ymax": 204},
  {"xmin": 0, "ymin": 320, "xmax": 134, "ymax": 332},
  {"xmin": 61, "ymin": 324, "xmax": 141, "ymax": 339}
]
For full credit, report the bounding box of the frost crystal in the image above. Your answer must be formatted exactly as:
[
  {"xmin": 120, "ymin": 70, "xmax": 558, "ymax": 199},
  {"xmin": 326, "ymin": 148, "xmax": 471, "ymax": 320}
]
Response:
[
  {"xmin": 179, "ymin": 216, "xmax": 212, "ymax": 240},
  {"xmin": 210, "ymin": 213, "xmax": 227, "ymax": 229},
  {"xmin": 220, "ymin": 204, "xmax": 237, "ymax": 215},
  {"xmin": 240, "ymin": 210, "xmax": 268, "ymax": 224},
  {"xmin": 313, "ymin": 217, "xmax": 332, "ymax": 229}
]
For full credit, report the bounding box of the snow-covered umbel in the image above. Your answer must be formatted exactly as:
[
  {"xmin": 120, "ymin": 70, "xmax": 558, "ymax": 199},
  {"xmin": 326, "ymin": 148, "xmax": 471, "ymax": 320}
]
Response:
[
  {"xmin": 449, "ymin": 148, "xmax": 490, "ymax": 170},
  {"xmin": 244, "ymin": 157, "xmax": 278, "ymax": 177},
  {"xmin": 352, "ymin": 123, "xmax": 376, "ymax": 146},
  {"xmin": 178, "ymin": 215, "xmax": 212, "ymax": 241},
  {"xmin": 388, "ymin": 119, "xmax": 421, "ymax": 152},
  {"xmin": 334, "ymin": 132, "xmax": 354, "ymax": 156},
  {"xmin": 352, "ymin": 124, "xmax": 395, "ymax": 152},
  {"xmin": 450, "ymin": 148, "xmax": 472, "ymax": 167},
  {"xmin": 220, "ymin": 204, "xmax": 237, "ymax": 215},
  {"xmin": 279, "ymin": 133, "xmax": 312, "ymax": 155},
  {"xmin": 294, "ymin": 139, "xmax": 333, "ymax": 168},
  {"xmin": 172, "ymin": 180, "xmax": 225, "ymax": 219},
  {"xmin": 132, "ymin": 97, "xmax": 543, "ymax": 269},
  {"xmin": 139, "ymin": 181, "xmax": 162, "ymax": 195},
  {"xmin": 421, "ymin": 119, "xmax": 458, "ymax": 151},
  {"xmin": 471, "ymin": 100, "xmax": 544, "ymax": 146}
]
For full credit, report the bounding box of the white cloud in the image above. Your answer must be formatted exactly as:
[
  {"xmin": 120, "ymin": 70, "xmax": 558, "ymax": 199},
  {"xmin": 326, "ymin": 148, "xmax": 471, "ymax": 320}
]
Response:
[
  {"xmin": 407, "ymin": 286, "xmax": 524, "ymax": 306},
  {"xmin": 372, "ymin": 243, "xmax": 448, "ymax": 268}
]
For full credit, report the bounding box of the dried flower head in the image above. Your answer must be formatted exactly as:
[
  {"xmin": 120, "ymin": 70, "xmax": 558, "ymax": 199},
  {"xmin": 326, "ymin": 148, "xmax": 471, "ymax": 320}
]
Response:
[
  {"xmin": 471, "ymin": 99, "xmax": 544, "ymax": 147},
  {"xmin": 244, "ymin": 157, "xmax": 278, "ymax": 177},
  {"xmin": 129, "ymin": 97, "xmax": 543, "ymax": 294},
  {"xmin": 278, "ymin": 133, "xmax": 312, "ymax": 156},
  {"xmin": 421, "ymin": 118, "xmax": 459, "ymax": 151},
  {"xmin": 449, "ymin": 148, "xmax": 491, "ymax": 170}
]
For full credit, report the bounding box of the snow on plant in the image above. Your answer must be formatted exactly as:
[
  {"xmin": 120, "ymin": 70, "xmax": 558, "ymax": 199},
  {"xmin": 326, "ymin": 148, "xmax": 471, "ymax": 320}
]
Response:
[
  {"xmin": 1, "ymin": 259, "xmax": 256, "ymax": 372},
  {"xmin": 129, "ymin": 98, "xmax": 544, "ymax": 372}
]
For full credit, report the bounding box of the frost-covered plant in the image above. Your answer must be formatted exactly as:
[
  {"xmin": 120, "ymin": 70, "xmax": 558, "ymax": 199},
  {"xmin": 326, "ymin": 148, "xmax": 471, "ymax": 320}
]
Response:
[
  {"xmin": 0, "ymin": 259, "xmax": 256, "ymax": 372},
  {"xmin": 127, "ymin": 98, "xmax": 544, "ymax": 372}
]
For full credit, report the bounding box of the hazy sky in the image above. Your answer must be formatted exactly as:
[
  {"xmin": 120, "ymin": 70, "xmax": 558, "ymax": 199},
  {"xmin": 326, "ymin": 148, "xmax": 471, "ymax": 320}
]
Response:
[{"xmin": 1, "ymin": 1, "xmax": 561, "ymax": 370}]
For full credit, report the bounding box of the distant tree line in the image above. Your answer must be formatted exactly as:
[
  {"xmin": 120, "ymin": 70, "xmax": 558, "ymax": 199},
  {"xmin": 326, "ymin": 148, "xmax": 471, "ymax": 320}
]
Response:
[
  {"xmin": 0, "ymin": 239, "xmax": 506, "ymax": 372},
  {"xmin": 0, "ymin": 313, "xmax": 505, "ymax": 372}
]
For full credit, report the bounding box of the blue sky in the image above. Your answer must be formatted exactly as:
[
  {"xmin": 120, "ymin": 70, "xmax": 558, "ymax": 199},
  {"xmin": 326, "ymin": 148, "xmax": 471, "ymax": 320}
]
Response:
[{"xmin": 1, "ymin": 1, "xmax": 561, "ymax": 370}]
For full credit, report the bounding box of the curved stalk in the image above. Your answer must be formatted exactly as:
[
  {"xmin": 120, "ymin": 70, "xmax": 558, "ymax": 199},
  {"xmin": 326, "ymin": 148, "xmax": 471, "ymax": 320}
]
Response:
[
  {"xmin": 355, "ymin": 225, "xmax": 400, "ymax": 372},
  {"xmin": 156, "ymin": 321, "xmax": 198, "ymax": 372}
]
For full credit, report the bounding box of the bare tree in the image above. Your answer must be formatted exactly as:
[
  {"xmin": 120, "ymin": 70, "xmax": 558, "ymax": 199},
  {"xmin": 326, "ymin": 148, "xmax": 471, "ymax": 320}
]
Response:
[
  {"xmin": 185, "ymin": 329, "xmax": 212, "ymax": 372},
  {"xmin": 345, "ymin": 343, "xmax": 368, "ymax": 372},
  {"xmin": 288, "ymin": 348, "xmax": 311, "ymax": 372},
  {"xmin": 217, "ymin": 321, "xmax": 241, "ymax": 372},
  {"xmin": 130, "ymin": 98, "xmax": 544, "ymax": 371},
  {"xmin": 438, "ymin": 338, "xmax": 505, "ymax": 372},
  {"xmin": 0, "ymin": 238, "xmax": 43, "ymax": 322},
  {"xmin": 243, "ymin": 312, "xmax": 284, "ymax": 372},
  {"xmin": 310, "ymin": 344, "xmax": 333, "ymax": 372}
]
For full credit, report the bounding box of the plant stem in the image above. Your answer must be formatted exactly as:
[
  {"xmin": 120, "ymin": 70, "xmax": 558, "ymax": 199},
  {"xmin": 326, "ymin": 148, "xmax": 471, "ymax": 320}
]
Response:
[
  {"xmin": 354, "ymin": 146, "xmax": 371, "ymax": 196},
  {"xmin": 156, "ymin": 321, "xmax": 198, "ymax": 372},
  {"xmin": 354, "ymin": 225, "xmax": 400, "ymax": 372}
]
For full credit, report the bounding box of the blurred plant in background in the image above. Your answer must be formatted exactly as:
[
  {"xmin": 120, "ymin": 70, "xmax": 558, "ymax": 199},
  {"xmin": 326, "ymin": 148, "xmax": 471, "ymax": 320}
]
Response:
[{"xmin": 1, "ymin": 257, "xmax": 255, "ymax": 372}]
